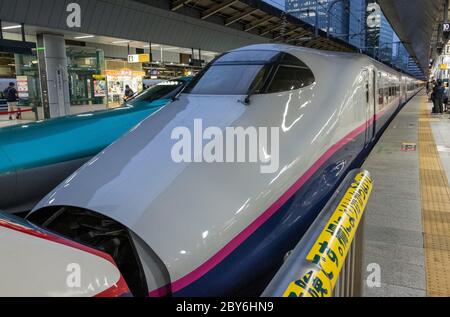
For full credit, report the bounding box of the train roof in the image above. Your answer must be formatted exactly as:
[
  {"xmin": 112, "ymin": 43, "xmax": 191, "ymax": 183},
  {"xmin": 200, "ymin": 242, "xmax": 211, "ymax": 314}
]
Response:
[{"xmin": 229, "ymin": 44, "xmax": 420, "ymax": 80}]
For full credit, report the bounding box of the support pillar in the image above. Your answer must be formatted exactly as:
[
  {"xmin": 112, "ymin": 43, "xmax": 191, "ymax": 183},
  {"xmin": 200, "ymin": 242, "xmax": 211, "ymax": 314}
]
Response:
[{"xmin": 36, "ymin": 34, "xmax": 70, "ymax": 119}]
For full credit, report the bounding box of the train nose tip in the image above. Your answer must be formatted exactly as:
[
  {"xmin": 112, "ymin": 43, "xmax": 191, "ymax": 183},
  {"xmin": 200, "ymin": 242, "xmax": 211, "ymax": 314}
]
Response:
[{"xmin": 0, "ymin": 211, "xmax": 131, "ymax": 297}]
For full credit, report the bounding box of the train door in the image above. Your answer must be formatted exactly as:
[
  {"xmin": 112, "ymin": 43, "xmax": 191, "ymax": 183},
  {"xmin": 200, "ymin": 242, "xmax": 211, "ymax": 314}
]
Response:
[
  {"xmin": 364, "ymin": 69, "xmax": 376, "ymax": 146},
  {"xmin": 402, "ymin": 76, "xmax": 407, "ymax": 104}
]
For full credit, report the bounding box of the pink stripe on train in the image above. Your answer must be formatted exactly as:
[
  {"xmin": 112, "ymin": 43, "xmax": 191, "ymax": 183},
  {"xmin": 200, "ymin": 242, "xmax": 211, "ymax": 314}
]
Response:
[{"xmin": 149, "ymin": 116, "xmax": 377, "ymax": 297}]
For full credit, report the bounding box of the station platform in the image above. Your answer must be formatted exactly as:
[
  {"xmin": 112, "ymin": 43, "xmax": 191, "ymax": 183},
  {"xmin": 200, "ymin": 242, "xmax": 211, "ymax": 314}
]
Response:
[
  {"xmin": 362, "ymin": 91, "xmax": 450, "ymax": 297},
  {"xmin": 0, "ymin": 104, "xmax": 109, "ymax": 129}
]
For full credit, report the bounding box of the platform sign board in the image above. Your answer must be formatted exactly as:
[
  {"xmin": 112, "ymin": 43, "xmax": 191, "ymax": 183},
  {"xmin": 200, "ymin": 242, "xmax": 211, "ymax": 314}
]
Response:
[
  {"xmin": 16, "ymin": 76, "xmax": 29, "ymax": 99},
  {"xmin": 94, "ymin": 80, "xmax": 107, "ymax": 97},
  {"xmin": 401, "ymin": 143, "xmax": 417, "ymax": 152},
  {"xmin": 443, "ymin": 23, "xmax": 450, "ymax": 41},
  {"xmin": 128, "ymin": 54, "xmax": 150, "ymax": 63}
]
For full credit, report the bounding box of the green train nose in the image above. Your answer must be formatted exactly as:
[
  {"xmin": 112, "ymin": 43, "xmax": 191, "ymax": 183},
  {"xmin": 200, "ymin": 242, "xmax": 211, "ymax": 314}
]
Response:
[
  {"xmin": 0, "ymin": 146, "xmax": 14, "ymax": 175},
  {"xmin": 0, "ymin": 147, "xmax": 17, "ymax": 209}
]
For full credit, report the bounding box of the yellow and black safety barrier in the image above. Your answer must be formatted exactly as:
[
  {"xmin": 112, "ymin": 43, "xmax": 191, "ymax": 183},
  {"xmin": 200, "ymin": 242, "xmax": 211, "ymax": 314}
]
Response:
[{"xmin": 262, "ymin": 169, "xmax": 373, "ymax": 298}]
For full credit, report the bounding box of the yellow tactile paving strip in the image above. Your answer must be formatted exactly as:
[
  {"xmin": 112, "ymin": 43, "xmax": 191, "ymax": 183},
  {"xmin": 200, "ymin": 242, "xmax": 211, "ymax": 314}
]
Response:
[{"xmin": 419, "ymin": 97, "xmax": 450, "ymax": 296}]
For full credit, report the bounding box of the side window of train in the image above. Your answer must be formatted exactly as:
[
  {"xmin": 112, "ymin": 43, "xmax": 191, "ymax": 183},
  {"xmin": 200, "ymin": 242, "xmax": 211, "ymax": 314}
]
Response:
[{"xmin": 267, "ymin": 65, "xmax": 315, "ymax": 94}]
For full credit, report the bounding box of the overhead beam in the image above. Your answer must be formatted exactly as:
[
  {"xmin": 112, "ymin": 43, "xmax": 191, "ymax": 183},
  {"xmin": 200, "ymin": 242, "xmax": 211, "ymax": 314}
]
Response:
[
  {"xmin": 273, "ymin": 26, "xmax": 305, "ymax": 40},
  {"xmin": 285, "ymin": 30, "xmax": 310, "ymax": 42},
  {"xmin": 171, "ymin": 0, "xmax": 193, "ymax": 11},
  {"xmin": 284, "ymin": 26, "xmax": 306, "ymax": 37},
  {"xmin": 225, "ymin": 7, "xmax": 258, "ymax": 26},
  {"xmin": 306, "ymin": 38, "xmax": 322, "ymax": 48},
  {"xmin": 260, "ymin": 23, "xmax": 283, "ymax": 36},
  {"xmin": 202, "ymin": 0, "xmax": 239, "ymax": 20},
  {"xmin": 244, "ymin": 15, "xmax": 273, "ymax": 32},
  {"xmin": 291, "ymin": 36, "xmax": 314, "ymax": 46},
  {"xmin": 303, "ymin": 37, "xmax": 323, "ymax": 48}
]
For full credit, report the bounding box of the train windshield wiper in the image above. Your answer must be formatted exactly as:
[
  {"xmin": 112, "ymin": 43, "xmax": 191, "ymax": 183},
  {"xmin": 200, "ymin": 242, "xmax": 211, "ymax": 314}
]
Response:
[
  {"xmin": 242, "ymin": 79, "xmax": 262, "ymax": 105},
  {"xmin": 242, "ymin": 65, "xmax": 270, "ymax": 105}
]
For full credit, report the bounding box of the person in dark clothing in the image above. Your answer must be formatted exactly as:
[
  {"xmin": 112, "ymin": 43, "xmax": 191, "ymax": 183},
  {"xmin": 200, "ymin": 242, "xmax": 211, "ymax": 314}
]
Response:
[
  {"xmin": 433, "ymin": 80, "xmax": 445, "ymax": 114},
  {"xmin": 124, "ymin": 85, "xmax": 134, "ymax": 100},
  {"xmin": 3, "ymin": 82, "xmax": 19, "ymax": 120}
]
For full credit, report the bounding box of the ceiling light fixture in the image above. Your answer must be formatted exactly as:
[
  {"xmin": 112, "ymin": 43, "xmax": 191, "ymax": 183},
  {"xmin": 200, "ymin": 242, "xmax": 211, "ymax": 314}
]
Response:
[
  {"xmin": 112, "ymin": 40, "xmax": 130, "ymax": 44},
  {"xmin": 2, "ymin": 25, "xmax": 21, "ymax": 30},
  {"xmin": 74, "ymin": 35, "xmax": 95, "ymax": 39}
]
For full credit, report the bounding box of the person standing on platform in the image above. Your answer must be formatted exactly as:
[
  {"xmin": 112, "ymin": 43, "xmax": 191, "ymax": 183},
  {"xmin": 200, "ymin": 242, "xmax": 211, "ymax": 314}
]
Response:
[
  {"xmin": 124, "ymin": 85, "xmax": 134, "ymax": 101},
  {"xmin": 4, "ymin": 82, "xmax": 18, "ymax": 120},
  {"xmin": 433, "ymin": 80, "xmax": 445, "ymax": 114}
]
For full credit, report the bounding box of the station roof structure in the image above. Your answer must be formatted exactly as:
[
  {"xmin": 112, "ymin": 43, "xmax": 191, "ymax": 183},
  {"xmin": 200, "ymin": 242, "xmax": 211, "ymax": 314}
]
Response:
[
  {"xmin": 377, "ymin": 0, "xmax": 447, "ymax": 74},
  {"xmin": 140, "ymin": 0, "xmax": 357, "ymax": 52}
]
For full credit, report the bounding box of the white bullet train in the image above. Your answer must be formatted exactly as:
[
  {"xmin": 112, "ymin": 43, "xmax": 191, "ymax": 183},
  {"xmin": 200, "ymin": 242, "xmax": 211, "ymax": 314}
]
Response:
[{"xmin": 0, "ymin": 44, "xmax": 422, "ymax": 297}]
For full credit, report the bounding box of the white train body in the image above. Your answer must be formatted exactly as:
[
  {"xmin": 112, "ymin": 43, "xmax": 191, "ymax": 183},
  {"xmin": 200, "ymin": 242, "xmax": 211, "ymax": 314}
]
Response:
[{"xmin": 0, "ymin": 44, "xmax": 421, "ymax": 297}]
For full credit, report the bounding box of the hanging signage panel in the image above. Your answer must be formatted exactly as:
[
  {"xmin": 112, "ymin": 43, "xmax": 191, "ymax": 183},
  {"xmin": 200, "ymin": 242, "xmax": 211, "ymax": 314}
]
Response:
[{"xmin": 128, "ymin": 54, "xmax": 150, "ymax": 63}]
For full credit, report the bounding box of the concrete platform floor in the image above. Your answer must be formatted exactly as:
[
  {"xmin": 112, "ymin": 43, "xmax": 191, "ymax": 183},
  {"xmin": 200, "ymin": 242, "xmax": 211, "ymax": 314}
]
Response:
[{"xmin": 362, "ymin": 91, "xmax": 450, "ymax": 297}]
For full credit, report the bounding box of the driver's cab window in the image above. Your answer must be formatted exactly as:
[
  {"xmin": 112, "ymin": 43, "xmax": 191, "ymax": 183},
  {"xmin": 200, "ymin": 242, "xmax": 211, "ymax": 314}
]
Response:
[
  {"xmin": 183, "ymin": 50, "xmax": 315, "ymax": 96},
  {"xmin": 267, "ymin": 65, "xmax": 315, "ymax": 93}
]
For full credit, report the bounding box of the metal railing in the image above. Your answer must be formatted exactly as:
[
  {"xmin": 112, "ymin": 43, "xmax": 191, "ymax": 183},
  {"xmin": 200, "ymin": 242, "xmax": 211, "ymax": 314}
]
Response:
[{"xmin": 262, "ymin": 169, "xmax": 373, "ymax": 298}]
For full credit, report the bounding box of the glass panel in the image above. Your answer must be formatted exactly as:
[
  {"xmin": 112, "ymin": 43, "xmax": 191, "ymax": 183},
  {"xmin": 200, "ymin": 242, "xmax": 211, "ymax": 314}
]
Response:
[
  {"xmin": 267, "ymin": 66, "xmax": 315, "ymax": 93},
  {"xmin": 216, "ymin": 51, "xmax": 280, "ymax": 64},
  {"xmin": 127, "ymin": 81, "xmax": 184, "ymax": 106},
  {"xmin": 67, "ymin": 47, "xmax": 104, "ymax": 107},
  {"xmin": 184, "ymin": 65, "xmax": 266, "ymax": 95},
  {"xmin": 280, "ymin": 53, "xmax": 308, "ymax": 67}
]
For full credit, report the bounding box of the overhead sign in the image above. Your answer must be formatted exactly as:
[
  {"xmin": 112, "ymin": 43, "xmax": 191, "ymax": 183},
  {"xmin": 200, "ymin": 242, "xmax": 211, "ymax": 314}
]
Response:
[
  {"xmin": 189, "ymin": 58, "xmax": 205, "ymax": 67},
  {"xmin": 443, "ymin": 23, "xmax": 450, "ymax": 33},
  {"xmin": 128, "ymin": 54, "xmax": 150, "ymax": 63},
  {"xmin": 443, "ymin": 23, "xmax": 450, "ymax": 41},
  {"xmin": 445, "ymin": 45, "xmax": 450, "ymax": 55},
  {"xmin": 93, "ymin": 74, "xmax": 106, "ymax": 80},
  {"xmin": 439, "ymin": 64, "xmax": 448, "ymax": 70}
]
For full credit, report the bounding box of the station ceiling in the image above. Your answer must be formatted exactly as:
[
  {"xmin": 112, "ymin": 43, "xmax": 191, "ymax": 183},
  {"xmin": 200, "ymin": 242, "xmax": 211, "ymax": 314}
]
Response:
[
  {"xmin": 377, "ymin": 0, "xmax": 447, "ymax": 74},
  {"xmin": 144, "ymin": 0, "xmax": 356, "ymax": 52}
]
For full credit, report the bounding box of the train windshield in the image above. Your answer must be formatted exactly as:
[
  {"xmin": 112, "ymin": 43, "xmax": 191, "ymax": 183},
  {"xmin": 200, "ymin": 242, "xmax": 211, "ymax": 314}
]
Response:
[
  {"xmin": 184, "ymin": 65, "xmax": 269, "ymax": 95},
  {"xmin": 127, "ymin": 80, "xmax": 185, "ymax": 105},
  {"xmin": 184, "ymin": 50, "xmax": 315, "ymax": 96}
]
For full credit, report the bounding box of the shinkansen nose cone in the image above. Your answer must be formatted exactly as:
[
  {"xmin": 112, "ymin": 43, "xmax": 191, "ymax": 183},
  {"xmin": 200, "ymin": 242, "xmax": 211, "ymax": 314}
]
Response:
[
  {"xmin": 30, "ymin": 93, "xmax": 255, "ymax": 285},
  {"xmin": 31, "ymin": 93, "xmax": 247, "ymax": 214}
]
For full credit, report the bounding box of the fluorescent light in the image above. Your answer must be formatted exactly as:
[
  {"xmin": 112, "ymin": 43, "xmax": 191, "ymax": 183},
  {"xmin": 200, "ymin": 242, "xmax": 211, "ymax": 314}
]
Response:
[
  {"xmin": 74, "ymin": 35, "xmax": 94, "ymax": 39},
  {"xmin": 2, "ymin": 25, "xmax": 21, "ymax": 30},
  {"xmin": 112, "ymin": 40, "xmax": 130, "ymax": 44},
  {"xmin": 143, "ymin": 44, "xmax": 161, "ymax": 49}
]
